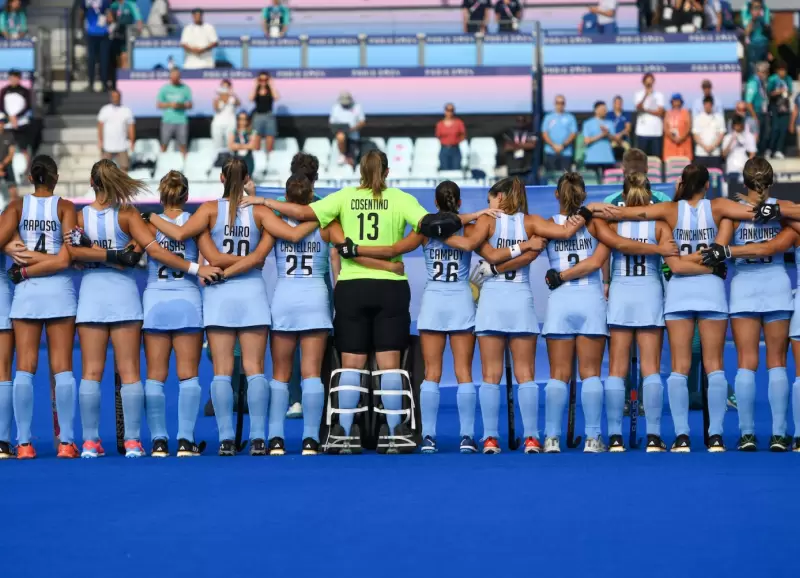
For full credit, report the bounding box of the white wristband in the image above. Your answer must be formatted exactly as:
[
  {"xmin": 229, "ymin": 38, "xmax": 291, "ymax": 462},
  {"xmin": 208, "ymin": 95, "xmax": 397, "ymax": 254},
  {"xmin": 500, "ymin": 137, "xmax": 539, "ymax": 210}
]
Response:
[
  {"xmin": 509, "ymin": 244, "xmax": 522, "ymax": 259},
  {"xmin": 187, "ymin": 262, "xmax": 200, "ymax": 276}
]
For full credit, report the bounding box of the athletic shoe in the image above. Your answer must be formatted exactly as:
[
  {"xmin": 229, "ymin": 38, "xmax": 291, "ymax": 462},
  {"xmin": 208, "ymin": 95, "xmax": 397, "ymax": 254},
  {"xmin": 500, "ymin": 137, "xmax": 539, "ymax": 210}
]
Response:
[
  {"xmin": 608, "ymin": 435, "xmax": 626, "ymax": 453},
  {"xmin": 57, "ymin": 442, "xmax": 80, "ymax": 459},
  {"xmin": 459, "ymin": 436, "xmax": 478, "ymax": 454},
  {"xmin": 0, "ymin": 441, "xmax": 13, "ymax": 459},
  {"xmin": 301, "ymin": 438, "xmax": 319, "ymax": 456},
  {"xmin": 151, "ymin": 439, "xmax": 169, "ymax": 458},
  {"xmin": 249, "ymin": 439, "xmax": 267, "ymax": 456},
  {"xmin": 769, "ymin": 435, "xmax": 791, "ymax": 453},
  {"xmin": 774, "ymin": 151, "xmax": 785, "ymax": 160},
  {"xmin": 16, "ymin": 443, "xmax": 36, "ymax": 460},
  {"xmin": 707, "ymin": 434, "xmax": 726, "ymax": 453},
  {"xmin": 124, "ymin": 440, "xmax": 146, "ymax": 458},
  {"xmin": 269, "ymin": 437, "xmax": 286, "ymax": 456},
  {"xmin": 81, "ymin": 439, "xmax": 105, "ymax": 458},
  {"xmin": 523, "ymin": 437, "xmax": 541, "ymax": 454},
  {"xmin": 177, "ymin": 439, "xmax": 203, "ymax": 457},
  {"xmin": 482, "ymin": 437, "xmax": 501, "ymax": 454},
  {"xmin": 793, "ymin": 438, "xmax": 800, "ymax": 452},
  {"xmin": 218, "ymin": 439, "xmax": 236, "ymax": 456},
  {"xmin": 544, "ymin": 436, "xmax": 561, "ymax": 453},
  {"xmin": 646, "ymin": 434, "xmax": 667, "ymax": 453},
  {"xmin": 286, "ymin": 402, "xmax": 303, "ymax": 419},
  {"xmin": 583, "ymin": 436, "xmax": 607, "ymax": 453},
  {"xmin": 736, "ymin": 434, "xmax": 758, "ymax": 452},
  {"xmin": 421, "ymin": 435, "xmax": 438, "ymax": 454},
  {"xmin": 670, "ymin": 434, "xmax": 691, "ymax": 453}
]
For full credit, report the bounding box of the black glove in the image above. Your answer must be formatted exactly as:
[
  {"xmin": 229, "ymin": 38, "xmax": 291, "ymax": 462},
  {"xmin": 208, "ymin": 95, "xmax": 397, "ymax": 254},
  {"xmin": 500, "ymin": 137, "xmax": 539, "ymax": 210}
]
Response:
[
  {"xmin": 576, "ymin": 206, "xmax": 593, "ymax": 225},
  {"xmin": 7, "ymin": 264, "xmax": 26, "ymax": 284},
  {"xmin": 700, "ymin": 243, "xmax": 731, "ymax": 267},
  {"xmin": 336, "ymin": 237, "xmax": 359, "ymax": 259},
  {"xmin": 140, "ymin": 211, "xmax": 153, "ymax": 224},
  {"xmin": 754, "ymin": 202, "xmax": 780, "ymax": 224},
  {"xmin": 661, "ymin": 263, "xmax": 673, "ymax": 282},
  {"xmin": 106, "ymin": 245, "xmax": 143, "ymax": 268},
  {"xmin": 419, "ymin": 212, "xmax": 462, "ymax": 239},
  {"xmin": 711, "ymin": 262, "xmax": 728, "ymax": 280},
  {"xmin": 545, "ymin": 268, "xmax": 564, "ymax": 290},
  {"xmin": 68, "ymin": 227, "xmax": 92, "ymax": 248}
]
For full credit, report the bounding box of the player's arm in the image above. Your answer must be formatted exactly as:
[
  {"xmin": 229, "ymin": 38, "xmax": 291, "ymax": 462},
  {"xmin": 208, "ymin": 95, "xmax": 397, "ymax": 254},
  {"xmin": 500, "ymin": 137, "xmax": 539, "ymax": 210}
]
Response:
[
  {"xmin": 478, "ymin": 240, "xmax": 542, "ymax": 270},
  {"xmin": 221, "ymin": 232, "xmax": 274, "ymax": 279},
  {"xmin": 440, "ymin": 215, "xmax": 492, "ymax": 252},
  {"xmin": 589, "ymin": 220, "xmax": 678, "ymax": 256},
  {"xmin": 458, "ymin": 208, "xmax": 502, "ymax": 224},
  {"xmin": 20, "ymin": 243, "xmax": 72, "ymax": 278},
  {"xmin": 149, "ymin": 203, "xmax": 213, "ymax": 241},
  {"xmin": 710, "ymin": 197, "xmax": 759, "ymax": 222},
  {"xmin": 345, "ymin": 230, "xmax": 424, "ymax": 259},
  {"xmin": 196, "ymin": 229, "xmax": 240, "ymax": 268},
  {"xmin": 606, "ymin": 202, "xmax": 674, "ymax": 222},
  {"xmin": 559, "ymin": 244, "xmax": 610, "ymax": 282},
  {"xmin": 729, "ymin": 225, "xmax": 798, "ymax": 258},
  {"xmin": 478, "ymin": 235, "xmax": 546, "ymax": 265},
  {"xmin": 325, "ymin": 220, "xmax": 404, "ymax": 273},
  {"xmin": 528, "ymin": 213, "xmax": 586, "ymax": 239},
  {"xmin": 66, "ymin": 209, "xmax": 107, "ymax": 263},
  {"xmin": 0, "ymin": 199, "xmax": 22, "ymax": 248},
  {"xmin": 257, "ymin": 206, "xmax": 319, "ymax": 242}
]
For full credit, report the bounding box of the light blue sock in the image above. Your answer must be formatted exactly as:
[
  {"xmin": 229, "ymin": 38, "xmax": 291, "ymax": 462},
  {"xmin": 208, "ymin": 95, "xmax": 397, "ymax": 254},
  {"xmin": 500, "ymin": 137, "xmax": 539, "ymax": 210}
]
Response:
[
  {"xmin": 337, "ymin": 370, "xmax": 363, "ymax": 436},
  {"xmin": 667, "ymin": 372, "xmax": 690, "ymax": 436},
  {"xmin": 12, "ymin": 371, "xmax": 34, "ymax": 444},
  {"xmin": 544, "ymin": 379, "xmax": 568, "ymax": 438},
  {"xmin": 246, "ymin": 375, "xmax": 269, "ymax": 441},
  {"xmin": 735, "ymin": 368, "xmax": 756, "ymax": 435},
  {"xmin": 479, "ymin": 382, "xmax": 500, "ymax": 438},
  {"xmin": 54, "ymin": 371, "xmax": 76, "ymax": 444},
  {"xmin": 121, "ymin": 381, "xmax": 144, "ymax": 441},
  {"xmin": 301, "ymin": 377, "xmax": 324, "ymax": 441},
  {"xmin": 381, "ymin": 373, "xmax": 403, "ymax": 432},
  {"xmin": 581, "ymin": 376, "xmax": 604, "ymax": 439},
  {"xmin": 177, "ymin": 377, "xmax": 201, "ymax": 442},
  {"xmin": 604, "ymin": 376, "xmax": 626, "ymax": 437},
  {"xmin": 518, "ymin": 381, "xmax": 539, "ymax": 439},
  {"xmin": 210, "ymin": 375, "xmax": 234, "ymax": 441},
  {"xmin": 79, "ymin": 379, "xmax": 101, "ymax": 442},
  {"xmin": 793, "ymin": 378, "xmax": 800, "ymax": 438},
  {"xmin": 145, "ymin": 379, "xmax": 167, "ymax": 442},
  {"xmin": 265, "ymin": 377, "xmax": 285, "ymax": 440},
  {"xmin": 642, "ymin": 373, "xmax": 664, "ymax": 436},
  {"xmin": 0, "ymin": 381, "xmax": 12, "ymax": 443},
  {"xmin": 707, "ymin": 370, "xmax": 728, "ymax": 436},
  {"xmin": 768, "ymin": 367, "xmax": 789, "ymax": 436},
  {"xmin": 420, "ymin": 380, "xmax": 440, "ymax": 438},
  {"xmin": 456, "ymin": 382, "xmax": 476, "ymax": 438}
]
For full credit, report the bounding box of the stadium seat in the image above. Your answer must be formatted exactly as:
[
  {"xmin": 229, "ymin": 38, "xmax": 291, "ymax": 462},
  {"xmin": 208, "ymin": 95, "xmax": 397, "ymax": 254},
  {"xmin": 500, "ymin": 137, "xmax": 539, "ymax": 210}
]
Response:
[
  {"xmin": 367, "ymin": 137, "xmax": 387, "ymax": 152},
  {"xmin": 328, "ymin": 164, "xmax": 356, "ymax": 179},
  {"xmin": 252, "ymin": 150, "xmax": 268, "ymax": 180},
  {"xmin": 154, "ymin": 152, "xmax": 185, "ymax": 176},
  {"xmin": 459, "ymin": 140, "xmax": 470, "ymax": 169},
  {"xmin": 414, "ymin": 137, "xmax": 440, "ymax": 158},
  {"xmin": 128, "ymin": 168, "xmax": 154, "ymax": 181},
  {"xmin": 274, "ymin": 137, "xmax": 300, "ymax": 156},
  {"xmin": 438, "ymin": 170, "xmax": 465, "ymax": 181},
  {"xmin": 467, "ymin": 137, "xmax": 497, "ymax": 175},
  {"xmin": 303, "ymin": 138, "xmax": 332, "ymax": 167},
  {"xmin": 132, "ymin": 138, "xmax": 161, "ymax": 163},
  {"xmin": 602, "ymin": 168, "xmax": 624, "ymax": 184},
  {"xmin": 388, "ymin": 164, "xmax": 411, "ymax": 179},
  {"xmin": 387, "ymin": 137, "xmax": 414, "ymax": 168},
  {"xmin": 580, "ymin": 171, "xmax": 599, "ymax": 186},
  {"xmin": 11, "ymin": 153, "xmax": 27, "ymax": 182},
  {"xmin": 665, "ymin": 156, "xmax": 691, "ymax": 173},
  {"xmin": 188, "ymin": 182, "xmax": 222, "ymax": 200},
  {"xmin": 189, "ymin": 138, "xmax": 214, "ymax": 154},
  {"xmin": 265, "ymin": 151, "xmax": 294, "ymax": 178},
  {"xmin": 185, "ymin": 151, "xmax": 215, "ymax": 179}
]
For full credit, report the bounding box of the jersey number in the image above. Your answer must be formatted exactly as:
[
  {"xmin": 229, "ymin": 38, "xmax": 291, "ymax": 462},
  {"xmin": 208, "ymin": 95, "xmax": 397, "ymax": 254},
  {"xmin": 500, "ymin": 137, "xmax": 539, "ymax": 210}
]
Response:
[
  {"xmin": 680, "ymin": 243, "xmax": 708, "ymax": 255},
  {"xmin": 34, "ymin": 234, "xmax": 46, "ymax": 253},
  {"xmin": 286, "ymin": 254, "xmax": 313, "ymax": 276},
  {"xmin": 432, "ymin": 261, "xmax": 458, "ymax": 282},
  {"xmin": 222, "ymin": 238, "xmax": 251, "ymax": 256},
  {"xmin": 744, "ymin": 241, "xmax": 772, "ymax": 264},
  {"xmin": 357, "ymin": 212, "xmax": 379, "ymax": 241},
  {"xmin": 158, "ymin": 253, "xmax": 186, "ymax": 279},
  {"xmin": 567, "ymin": 253, "xmax": 580, "ymax": 267},
  {"xmin": 625, "ymin": 255, "xmax": 646, "ymax": 276}
]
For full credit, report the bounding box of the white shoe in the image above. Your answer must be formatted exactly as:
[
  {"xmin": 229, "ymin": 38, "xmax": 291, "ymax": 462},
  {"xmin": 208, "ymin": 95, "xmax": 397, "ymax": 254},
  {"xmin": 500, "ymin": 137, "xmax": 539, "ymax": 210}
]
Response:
[
  {"xmin": 286, "ymin": 402, "xmax": 303, "ymax": 419},
  {"xmin": 583, "ymin": 436, "xmax": 607, "ymax": 453},
  {"xmin": 544, "ymin": 436, "xmax": 561, "ymax": 453},
  {"xmin": 774, "ymin": 151, "xmax": 785, "ymax": 160}
]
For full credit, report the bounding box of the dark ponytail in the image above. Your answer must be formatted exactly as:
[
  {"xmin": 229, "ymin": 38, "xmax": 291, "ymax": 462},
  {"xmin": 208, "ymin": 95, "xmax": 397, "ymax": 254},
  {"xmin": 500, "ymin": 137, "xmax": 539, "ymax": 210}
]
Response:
[
  {"xmin": 673, "ymin": 163, "xmax": 709, "ymax": 202},
  {"xmin": 222, "ymin": 157, "xmax": 248, "ymax": 228},
  {"xmin": 435, "ymin": 180, "xmax": 461, "ymax": 213},
  {"xmin": 742, "ymin": 156, "xmax": 773, "ymax": 203},
  {"xmin": 29, "ymin": 154, "xmax": 59, "ymax": 191}
]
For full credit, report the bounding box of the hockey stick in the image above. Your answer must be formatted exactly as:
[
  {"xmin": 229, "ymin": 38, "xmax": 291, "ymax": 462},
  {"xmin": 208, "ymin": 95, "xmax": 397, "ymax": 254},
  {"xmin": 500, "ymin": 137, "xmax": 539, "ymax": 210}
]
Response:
[
  {"xmin": 233, "ymin": 356, "xmax": 248, "ymax": 452},
  {"xmin": 566, "ymin": 351, "xmax": 582, "ymax": 448},
  {"xmin": 628, "ymin": 341, "xmax": 642, "ymax": 449},
  {"xmin": 50, "ymin": 373, "xmax": 60, "ymax": 450},
  {"xmin": 505, "ymin": 343, "xmax": 520, "ymax": 451},
  {"xmin": 700, "ymin": 358, "xmax": 710, "ymax": 448},
  {"xmin": 114, "ymin": 370, "xmax": 125, "ymax": 455}
]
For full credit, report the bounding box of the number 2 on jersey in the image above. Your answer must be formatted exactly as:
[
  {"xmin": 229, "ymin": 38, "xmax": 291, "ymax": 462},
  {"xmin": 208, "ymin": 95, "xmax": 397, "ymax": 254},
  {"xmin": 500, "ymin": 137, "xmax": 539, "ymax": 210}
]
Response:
[
  {"xmin": 286, "ymin": 254, "xmax": 313, "ymax": 276},
  {"xmin": 222, "ymin": 238, "xmax": 251, "ymax": 256},
  {"xmin": 158, "ymin": 253, "xmax": 186, "ymax": 279},
  {"xmin": 432, "ymin": 261, "xmax": 458, "ymax": 282},
  {"xmin": 357, "ymin": 212, "xmax": 379, "ymax": 241}
]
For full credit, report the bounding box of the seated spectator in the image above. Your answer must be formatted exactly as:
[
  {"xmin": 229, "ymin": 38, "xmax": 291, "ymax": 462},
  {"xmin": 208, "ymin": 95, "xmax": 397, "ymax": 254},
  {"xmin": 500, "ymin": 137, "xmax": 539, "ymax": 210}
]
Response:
[
  {"xmin": 721, "ymin": 115, "xmax": 757, "ymax": 184},
  {"xmin": 606, "ymin": 95, "xmax": 631, "ymax": 162},
  {"xmin": 494, "ymin": 0, "xmax": 522, "ymax": 33},
  {"xmin": 502, "ymin": 115, "xmax": 536, "ymax": 183},
  {"xmin": 0, "ymin": 69, "xmax": 31, "ymax": 169},
  {"xmin": 0, "ymin": 0, "xmax": 26, "ymax": 39},
  {"xmin": 462, "ymin": 0, "xmax": 490, "ymax": 34},
  {"xmin": 146, "ymin": 0, "xmax": 170, "ymax": 37},
  {"xmin": 541, "ymin": 95, "xmax": 577, "ymax": 174},
  {"xmin": 634, "ymin": 73, "xmax": 665, "ymax": 159},
  {"xmin": 435, "ymin": 103, "xmax": 466, "ymax": 171},
  {"xmin": 743, "ymin": 1, "xmax": 770, "ymax": 76},
  {"xmin": 660, "ymin": 0, "xmax": 704, "ymax": 32},
  {"xmin": 692, "ymin": 96, "xmax": 725, "ymax": 169},
  {"xmin": 263, "ymin": 0, "xmax": 290, "ymax": 38},
  {"xmin": 329, "ymin": 91, "xmax": 365, "ymax": 166},
  {"xmin": 180, "ymin": 8, "xmax": 218, "ymax": 70},
  {"xmin": 157, "ymin": 68, "xmax": 192, "ymax": 156},
  {"xmin": 663, "ymin": 93, "xmax": 692, "ymax": 161},
  {"xmin": 691, "ymin": 80, "xmax": 723, "ymax": 118},
  {"xmin": 588, "ymin": 0, "xmax": 617, "ymax": 34},
  {"xmin": 729, "ymin": 100, "xmax": 759, "ymax": 139},
  {"xmin": 744, "ymin": 61, "xmax": 769, "ymax": 155},
  {"xmin": 211, "ymin": 79, "xmax": 239, "ymax": 151},
  {"xmin": 0, "ymin": 114, "xmax": 18, "ymax": 200},
  {"xmin": 108, "ymin": 0, "xmax": 143, "ymax": 71},
  {"xmin": 766, "ymin": 60, "xmax": 792, "ymax": 160},
  {"xmin": 250, "ymin": 72, "xmax": 279, "ymax": 154},
  {"xmin": 582, "ymin": 101, "xmax": 616, "ymax": 180},
  {"xmin": 228, "ymin": 111, "xmax": 260, "ymax": 177},
  {"xmin": 97, "ymin": 89, "xmax": 135, "ymax": 172}
]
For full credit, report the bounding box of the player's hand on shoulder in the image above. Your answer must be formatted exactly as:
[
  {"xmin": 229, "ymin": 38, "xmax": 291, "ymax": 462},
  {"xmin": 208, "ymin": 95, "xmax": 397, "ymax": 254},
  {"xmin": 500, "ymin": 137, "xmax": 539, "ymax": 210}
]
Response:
[
  {"xmin": 657, "ymin": 236, "xmax": 679, "ymax": 257},
  {"xmin": 522, "ymin": 235, "xmax": 546, "ymax": 252},
  {"xmin": 388, "ymin": 261, "xmax": 405, "ymax": 276}
]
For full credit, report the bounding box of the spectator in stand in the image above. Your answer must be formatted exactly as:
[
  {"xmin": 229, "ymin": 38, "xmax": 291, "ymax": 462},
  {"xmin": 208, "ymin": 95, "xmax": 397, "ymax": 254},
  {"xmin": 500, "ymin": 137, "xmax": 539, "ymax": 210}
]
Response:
[
  {"xmin": 211, "ymin": 79, "xmax": 239, "ymax": 151},
  {"xmin": 146, "ymin": 0, "xmax": 170, "ymax": 37},
  {"xmin": 82, "ymin": 0, "xmax": 112, "ymax": 92},
  {"xmin": 582, "ymin": 100, "xmax": 616, "ymax": 180},
  {"xmin": 157, "ymin": 68, "xmax": 192, "ymax": 156},
  {"xmin": 692, "ymin": 96, "xmax": 726, "ymax": 169},
  {"xmin": 0, "ymin": 69, "xmax": 31, "ymax": 169},
  {"xmin": 588, "ymin": 0, "xmax": 617, "ymax": 34},
  {"xmin": 743, "ymin": 0, "xmax": 770, "ymax": 77},
  {"xmin": 0, "ymin": 0, "xmax": 27, "ymax": 39},
  {"xmin": 97, "ymin": 89, "xmax": 135, "ymax": 171},
  {"xmin": 329, "ymin": 91, "xmax": 365, "ymax": 167},
  {"xmin": 180, "ymin": 8, "xmax": 218, "ymax": 70},
  {"xmin": 541, "ymin": 94, "xmax": 577, "ymax": 173},
  {"xmin": 766, "ymin": 60, "xmax": 792, "ymax": 160},
  {"xmin": 721, "ymin": 114, "xmax": 757, "ymax": 185},
  {"xmin": 606, "ymin": 95, "xmax": 631, "ymax": 162},
  {"xmin": 729, "ymin": 100, "xmax": 759, "ymax": 138},
  {"xmin": 228, "ymin": 111, "xmax": 260, "ymax": 177},
  {"xmin": 108, "ymin": 0, "xmax": 142, "ymax": 72},
  {"xmin": 502, "ymin": 115, "xmax": 536, "ymax": 183},
  {"xmin": 663, "ymin": 93, "xmax": 692, "ymax": 161},
  {"xmin": 691, "ymin": 80, "xmax": 723, "ymax": 118},
  {"xmin": 435, "ymin": 103, "xmax": 466, "ymax": 171},
  {"xmin": 634, "ymin": 73, "xmax": 665, "ymax": 159},
  {"xmin": 262, "ymin": 0, "xmax": 290, "ymax": 38},
  {"xmin": 462, "ymin": 0, "xmax": 490, "ymax": 34},
  {"xmin": 790, "ymin": 91, "xmax": 800, "ymax": 156},
  {"xmin": 703, "ymin": 0, "xmax": 736, "ymax": 31},
  {"xmin": 0, "ymin": 114, "xmax": 18, "ymax": 200},
  {"xmin": 494, "ymin": 0, "xmax": 522, "ymax": 33},
  {"xmin": 744, "ymin": 61, "xmax": 769, "ymax": 155},
  {"xmin": 250, "ymin": 72, "xmax": 279, "ymax": 154}
]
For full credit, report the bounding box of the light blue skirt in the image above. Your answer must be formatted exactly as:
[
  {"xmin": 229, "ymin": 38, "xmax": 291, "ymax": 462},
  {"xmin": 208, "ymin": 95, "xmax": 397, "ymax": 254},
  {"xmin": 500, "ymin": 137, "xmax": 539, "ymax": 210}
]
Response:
[
  {"xmin": 729, "ymin": 267, "xmax": 793, "ymax": 316},
  {"xmin": 607, "ymin": 278, "xmax": 665, "ymax": 328},
  {"xmin": 76, "ymin": 269, "xmax": 141, "ymax": 324},
  {"xmin": 542, "ymin": 283, "xmax": 608, "ymax": 337},
  {"xmin": 271, "ymin": 278, "xmax": 332, "ymax": 333},
  {"xmin": 0, "ymin": 276, "xmax": 11, "ymax": 330},
  {"xmin": 417, "ymin": 282, "xmax": 475, "ymax": 333},
  {"xmin": 475, "ymin": 281, "xmax": 539, "ymax": 336},
  {"xmin": 143, "ymin": 286, "xmax": 204, "ymax": 332},
  {"xmin": 10, "ymin": 272, "xmax": 77, "ymax": 320},
  {"xmin": 664, "ymin": 273, "xmax": 728, "ymax": 317},
  {"xmin": 204, "ymin": 274, "xmax": 271, "ymax": 329},
  {"xmin": 788, "ymin": 291, "xmax": 800, "ymax": 339}
]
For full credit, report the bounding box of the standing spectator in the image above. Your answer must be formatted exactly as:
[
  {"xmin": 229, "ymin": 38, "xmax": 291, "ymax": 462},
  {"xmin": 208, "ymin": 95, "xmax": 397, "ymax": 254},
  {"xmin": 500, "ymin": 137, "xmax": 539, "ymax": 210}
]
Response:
[
  {"xmin": 588, "ymin": 0, "xmax": 617, "ymax": 34},
  {"xmin": 435, "ymin": 103, "xmax": 466, "ymax": 171},
  {"xmin": 692, "ymin": 96, "xmax": 726, "ymax": 169},
  {"xmin": 582, "ymin": 100, "xmax": 615, "ymax": 180},
  {"xmin": 250, "ymin": 72, "xmax": 279, "ymax": 154},
  {"xmin": 541, "ymin": 94, "xmax": 577, "ymax": 174},
  {"xmin": 606, "ymin": 95, "xmax": 631, "ymax": 162},
  {"xmin": 663, "ymin": 93, "xmax": 692, "ymax": 162},
  {"xmin": 262, "ymin": 0, "xmax": 290, "ymax": 38},
  {"xmin": 633, "ymin": 73, "xmax": 665, "ymax": 159},
  {"xmin": 146, "ymin": 0, "xmax": 170, "ymax": 37},
  {"xmin": 744, "ymin": 61, "xmax": 769, "ymax": 155},
  {"xmin": 766, "ymin": 61, "xmax": 792, "ymax": 160},
  {"xmin": 227, "ymin": 112, "xmax": 260, "ymax": 177},
  {"xmin": 730, "ymin": 100, "xmax": 759, "ymax": 138},
  {"xmin": 97, "ymin": 89, "xmax": 135, "ymax": 171},
  {"xmin": 691, "ymin": 80, "xmax": 723, "ymax": 118},
  {"xmin": 0, "ymin": 69, "xmax": 31, "ymax": 170},
  {"xmin": 82, "ymin": 0, "xmax": 111, "ymax": 92},
  {"xmin": 180, "ymin": 8, "xmax": 218, "ymax": 70},
  {"xmin": 494, "ymin": 0, "xmax": 522, "ymax": 33},
  {"xmin": 156, "ymin": 68, "xmax": 192, "ymax": 156},
  {"xmin": 743, "ymin": 0, "xmax": 770, "ymax": 76},
  {"xmin": 211, "ymin": 79, "xmax": 238, "ymax": 150},
  {"xmin": 328, "ymin": 91, "xmax": 365, "ymax": 166},
  {"xmin": 108, "ymin": 0, "xmax": 142, "ymax": 72},
  {"xmin": 502, "ymin": 115, "xmax": 536, "ymax": 182},
  {"xmin": 721, "ymin": 115, "xmax": 757, "ymax": 184},
  {"xmin": 0, "ymin": 114, "xmax": 18, "ymax": 200},
  {"xmin": 0, "ymin": 0, "xmax": 27, "ymax": 39},
  {"xmin": 790, "ymin": 91, "xmax": 800, "ymax": 156},
  {"xmin": 462, "ymin": 0, "xmax": 490, "ymax": 34}
]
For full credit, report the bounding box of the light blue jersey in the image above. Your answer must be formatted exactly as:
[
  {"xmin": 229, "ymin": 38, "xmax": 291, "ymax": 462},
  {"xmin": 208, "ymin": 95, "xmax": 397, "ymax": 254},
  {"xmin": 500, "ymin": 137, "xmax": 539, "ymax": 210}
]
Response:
[
  {"xmin": 418, "ymin": 231, "xmax": 475, "ymax": 332},
  {"xmin": 790, "ymin": 243, "xmax": 800, "ymax": 338},
  {"xmin": 546, "ymin": 214, "xmax": 601, "ymax": 286},
  {"xmin": 673, "ymin": 199, "xmax": 717, "ymax": 267},
  {"xmin": 424, "ymin": 233, "xmax": 471, "ymax": 284},
  {"xmin": 19, "ymin": 196, "xmax": 63, "ymax": 255},
  {"xmin": 146, "ymin": 211, "xmax": 199, "ymax": 289},
  {"xmin": 732, "ymin": 199, "xmax": 784, "ymax": 271},
  {"xmin": 611, "ymin": 220, "xmax": 659, "ymax": 279},
  {"xmin": 274, "ymin": 218, "xmax": 328, "ymax": 279},
  {"xmin": 211, "ymin": 200, "xmax": 261, "ymax": 281},
  {"xmin": 484, "ymin": 213, "xmax": 529, "ymax": 285}
]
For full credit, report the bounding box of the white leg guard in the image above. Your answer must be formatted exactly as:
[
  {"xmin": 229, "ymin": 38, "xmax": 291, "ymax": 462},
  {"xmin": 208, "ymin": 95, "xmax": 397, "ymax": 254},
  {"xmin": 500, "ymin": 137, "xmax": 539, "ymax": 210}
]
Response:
[
  {"xmin": 322, "ymin": 368, "xmax": 370, "ymax": 454},
  {"xmin": 372, "ymin": 369, "xmax": 418, "ymax": 454}
]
